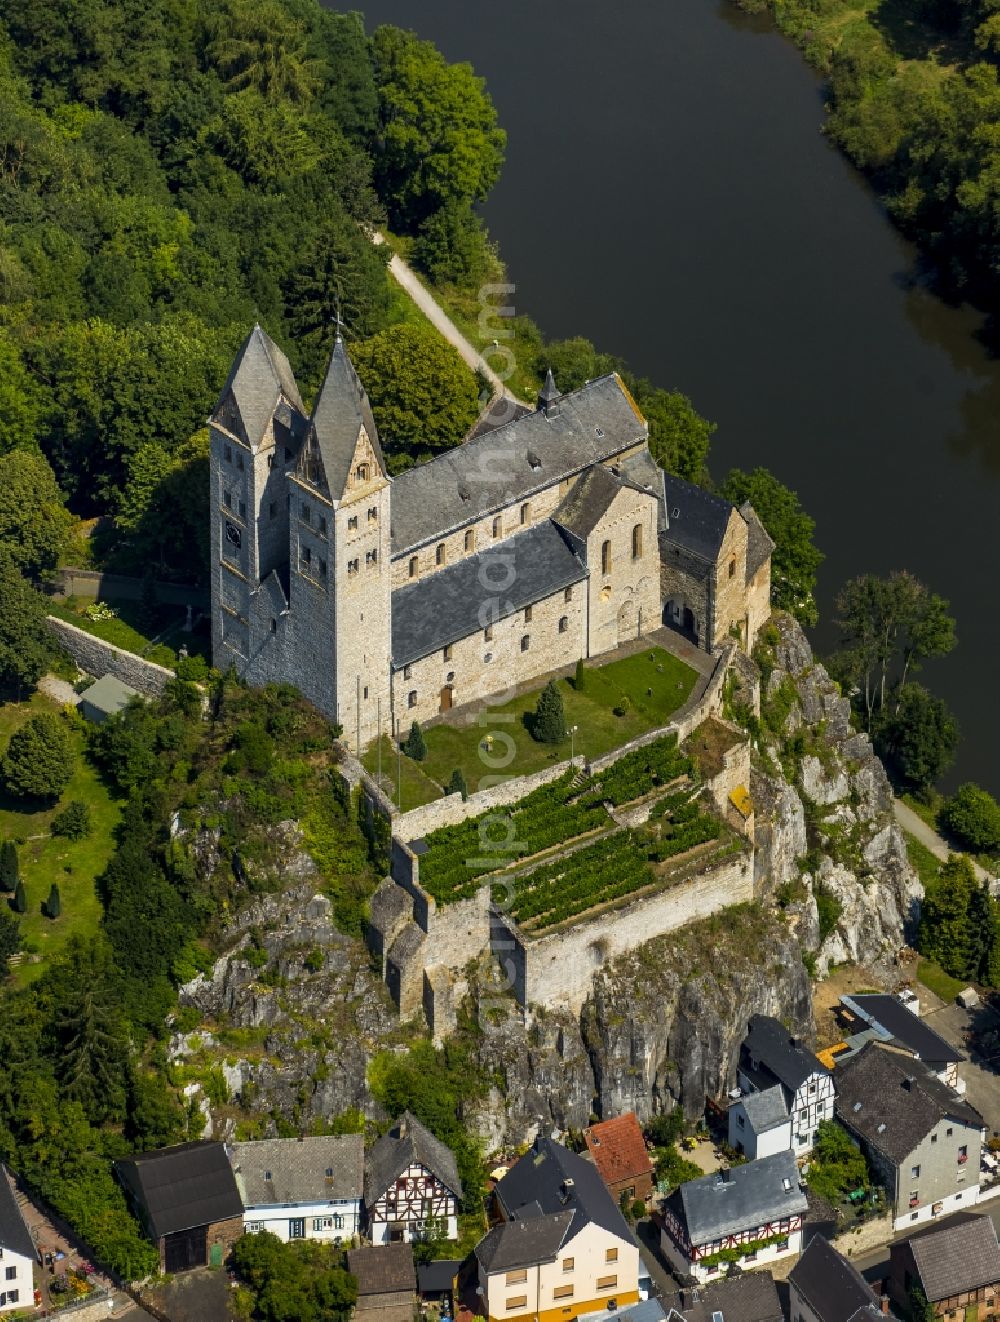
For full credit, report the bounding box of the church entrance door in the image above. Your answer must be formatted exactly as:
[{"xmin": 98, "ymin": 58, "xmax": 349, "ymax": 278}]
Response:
[{"xmin": 439, "ymin": 685, "xmax": 454, "ymax": 713}]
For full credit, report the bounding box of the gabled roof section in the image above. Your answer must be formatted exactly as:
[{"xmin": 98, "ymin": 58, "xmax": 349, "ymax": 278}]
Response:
[
  {"xmin": 213, "ymin": 324, "xmax": 305, "ymax": 447},
  {"xmin": 789, "ymin": 1234, "xmax": 880, "ymax": 1322},
  {"xmin": 671, "ymin": 1149, "xmax": 807, "ymax": 1246},
  {"xmin": 306, "ymin": 335, "xmax": 385, "ymax": 499},
  {"xmin": 390, "ymin": 374, "xmax": 648, "ymax": 555},
  {"xmin": 740, "ymin": 1084, "xmax": 790, "ymax": 1134},
  {"xmin": 665, "ymin": 1272, "xmax": 784, "ymax": 1322},
  {"xmin": 494, "ymin": 1135, "xmax": 633, "ymax": 1246},
  {"xmin": 841, "ymin": 994, "xmax": 963, "ymax": 1069},
  {"xmin": 115, "ymin": 1141, "xmax": 243, "ymax": 1240},
  {"xmin": 741, "ymin": 502, "xmax": 775, "ymax": 582},
  {"xmin": 364, "ymin": 1112, "xmax": 462, "ymax": 1207},
  {"xmin": 583, "ymin": 1112, "xmax": 654, "ymax": 1188},
  {"xmin": 834, "ymin": 1043, "xmax": 983, "ymax": 1165},
  {"xmin": 661, "ymin": 474, "xmax": 737, "ymax": 562},
  {"xmin": 741, "ymin": 1015, "xmax": 829, "ymax": 1095},
  {"xmin": 229, "ymin": 1134, "xmax": 364, "ymax": 1207},
  {"xmin": 553, "ymin": 464, "xmax": 624, "ymax": 541},
  {"xmin": 0, "ymin": 1166, "xmax": 34, "ymax": 1260},
  {"xmin": 475, "ymin": 1210, "xmax": 574, "ymax": 1273},
  {"xmin": 348, "ymin": 1242, "xmax": 416, "ymax": 1296},
  {"xmin": 902, "ymin": 1212, "xmax": 1000, "ymax": 1302}
]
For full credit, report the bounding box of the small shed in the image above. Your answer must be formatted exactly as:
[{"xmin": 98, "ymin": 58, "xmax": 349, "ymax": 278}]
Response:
[
  {"xmin": 416, "ymin": 1258, "xmax": 462, "ymax": 1305},
  {"xmin": 79, "ymin": 673, "xmax": 142, "ymax": 724},
  {"xmin": 347, "ymin": 1243, "xmax": 416, "ymax": 1322}
]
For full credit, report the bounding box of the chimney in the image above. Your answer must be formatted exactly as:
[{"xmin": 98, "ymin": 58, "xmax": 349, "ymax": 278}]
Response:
[{"xmin": 881, "ymin": 1297, "xmax": 890, "ymax": 1315}]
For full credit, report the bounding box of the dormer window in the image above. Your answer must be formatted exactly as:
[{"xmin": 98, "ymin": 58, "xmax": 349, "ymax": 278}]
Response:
[{"xmin": 355, "ymin": 463, "xmax": 370, "ymax": 483}]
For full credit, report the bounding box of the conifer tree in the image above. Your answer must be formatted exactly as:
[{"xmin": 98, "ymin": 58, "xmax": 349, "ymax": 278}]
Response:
[
  {"xmin": 0, "ymin": 840, "xmax": 18, "ymax": 891},
  {"xmin": 574, "ymin": 658, "xmax": 586, "ymax": 692},
  {"xmin": 447, "ymin": 768, "xmax": 468, "ymax": 801},
  {"xmin": 12, "ymin": 879, "xmax": 26, "ymax": 914},
  {"xmin": 532, "ymin": 679, "xmax": 566, "ymax": 744},
  {"xmin": 45, "ymin": 883, "xmax": 61, "ymax": 919},
  {"xmin": 404, "ymin": 721, "xmax": 427, "ymax": 761}
]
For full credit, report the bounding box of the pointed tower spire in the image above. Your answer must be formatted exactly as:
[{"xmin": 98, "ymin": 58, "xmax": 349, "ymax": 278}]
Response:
[{"xmin": 537, "ymin": 368, "xmax": 560, "ymax": 415}]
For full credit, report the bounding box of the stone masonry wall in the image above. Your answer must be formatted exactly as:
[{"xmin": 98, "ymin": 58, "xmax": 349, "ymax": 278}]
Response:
[
  {"xmin": 710, "ymin": 509, "xmax": 750, "ymax": 648},
  {"xmin": 47, "ymin": 616, "xmax": 174, "ymax": 696}
]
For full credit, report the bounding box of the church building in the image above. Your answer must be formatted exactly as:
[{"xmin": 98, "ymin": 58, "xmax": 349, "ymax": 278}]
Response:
[{"xmin": 208, "ymin": 326, "xmax": 772, "ymax": 750}]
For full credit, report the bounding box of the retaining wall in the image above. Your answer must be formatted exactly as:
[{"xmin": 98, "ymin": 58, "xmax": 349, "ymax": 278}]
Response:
[
  {"xmin": 57, "ymin": 567, "xmax": 209, "ymax": 608},
  {"xmin": 46, "ymin": 616, "xmax": 174, "ymax": 697}
]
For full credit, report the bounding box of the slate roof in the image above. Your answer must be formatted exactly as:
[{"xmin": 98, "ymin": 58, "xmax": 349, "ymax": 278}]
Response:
[
  {"xmin": 228, "ymin": 1134, "xmax": 363, "ymax": 1207},
  {"xmin": 0, "ymin": 1167, "xmax": 34, "ymax": 1260},
  {"xmin": 306, "ymin": 335, "xmax": 385, "ymax": 500},
  {"xmin": 553, "ymin": 463, "xmax": 625, "ymax": 540},
  {"xmin": 115, "ymin": 1141, "xmax": 243, "ymax": 1240},
  {"xmin": 79, "ymin": 673, "xmax": 141, "ymax": 718},
  {"xmin": 348, "ymin": 1242, "xmax": 416, "ymax": 1296},
  {"xmin": 416, "ymin": 1258, "xmax": 462, "ymax": 1295},
  {"xmin": 583, "ymin": 1112, "xmax": 654, "ymax": 1188},
  {"xmin": 900, "ymin": 1212, "xmax": 1000, "ymax": 1302},
  {"xmin": 742, "ymin": 502, "xmax": 775, "ymax": 582},
  {"xmin": 466, "ymin": 395, "xmax": 533, "ymax": 441},
  {"xmin": 789, "ymin": 1233, "xmax": 881, "ymax": 1322},
  {"xmin": 669, "ymin": 1149, "xmax": 807, "ymax": 1246},
  {"xmin": 493, "ymin": 1135, "xmax": 635, "ymax": 1248},
  {"xmin": 665, "ymin": 1271, "xmax": 784, "ymax": 1322},
  {"xmin": 390, "ymin": 520, "xmax": 586, "ymax": 667},
  {"xmin": 834, "ymin": 1043, "xmax": 983, "ymax": 1165},
  {"xmin": 475, "ymin": 1209, "xmax": 574, "ymax": 1272},
  {"xmin": 389, "ymin": 374, "xmax": 647, "ymax": 555},
  {"xmin": 740, "ymin": 1083, "xmax": 790, "ymax": 1134},
  {"xmin": 841, "ymin": 994, "xmax": 963, "ymax": 1069},
  {"xmin": 741, "ymin": 1014, "xmax": 829, "ymax": 1095},
  {"xmin": 364, "ymin": 1112, "xmax": 462, "ymax": 1206},
  {"xmin": 213, "ymin": 324, "xmax": 305, "ymax": 447},
  {"xmin": 661, "ymin": 473, "xmax": 735, "ymax": 561}
]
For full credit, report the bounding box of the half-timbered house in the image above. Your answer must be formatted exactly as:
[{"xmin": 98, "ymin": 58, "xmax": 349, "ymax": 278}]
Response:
[
  {"xmin": 737, "ymin": 1015, "xmax": 834, "ymax": 1155},
  {"xmin": 660, "ymin": 1150, "xmax": 807, "ymax": 1284},
  {"xmin": 364, "ymin": 1112, "xmax": 462, "ymax": 1246}
]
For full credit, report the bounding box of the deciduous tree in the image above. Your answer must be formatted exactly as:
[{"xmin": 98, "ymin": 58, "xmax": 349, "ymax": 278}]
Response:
[
  {"xmin": 2, "ymin": 712, "xmax": 75, "ymax": 802},
  {"xmin": 0, "ymin": 552, "xmax": 53, "ymax": 696},
  {"xmin": 0, "ymin": 449, "xmax": 72, "ymax": 580}
]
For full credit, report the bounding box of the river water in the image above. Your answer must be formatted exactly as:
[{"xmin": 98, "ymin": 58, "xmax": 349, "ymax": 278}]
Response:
[{"xmin": 341, "ymin": 0, "xmax": 1000, "ymax": 794}]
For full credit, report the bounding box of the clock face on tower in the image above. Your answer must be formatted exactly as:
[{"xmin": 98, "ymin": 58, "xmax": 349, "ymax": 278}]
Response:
[{"xmin": 225, "ymin": 521, "xmax": 242, "ymax": 549}]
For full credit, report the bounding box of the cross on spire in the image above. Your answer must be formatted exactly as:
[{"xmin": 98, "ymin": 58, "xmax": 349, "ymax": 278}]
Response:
[{"xmin": 333, "ymin": 297, "xmax": 347, "ymax": 343}]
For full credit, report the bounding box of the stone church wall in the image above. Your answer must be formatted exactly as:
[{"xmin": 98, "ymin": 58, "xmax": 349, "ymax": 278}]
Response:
[
  {"xmin": 660, "ymin": 544, "xmax": 711, "ymax": 649},
  {"xmin": 711, "ymin": 511, "xmax": 750, "ymax": 648},
  {"xmin": 46, "ymin": 617, "xmax": 174, "ymax": 696},
  {"xmin": 584, "ymin": 485, "xmax": 661, "ymax": 657}
]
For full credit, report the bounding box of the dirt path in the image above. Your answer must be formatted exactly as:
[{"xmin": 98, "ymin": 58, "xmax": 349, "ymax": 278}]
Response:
[
  {"xmin": 894, "ymin": 798, "xmax": 994, "ymax": 885},
  {"xmin": 37, "ymin": 674, "xmax": 79, "ymax": 706}
]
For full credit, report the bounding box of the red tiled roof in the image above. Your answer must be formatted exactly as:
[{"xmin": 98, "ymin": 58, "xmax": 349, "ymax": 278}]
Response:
[{"xmin": 583, "ymin": 1113, "xmax": 653, "ymax": 1188}]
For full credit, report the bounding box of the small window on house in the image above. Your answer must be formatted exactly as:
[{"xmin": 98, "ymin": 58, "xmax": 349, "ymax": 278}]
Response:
[
  {"xmin": 348, "ymin": 515, "xmax": 358, "ymax": 531},
  {"xmin": 931, "ymin": 1134, "xmax": 938, "ymax": 1143},
  {"xmin": 368, "ymin": 507, "xmax": 378, "ymax": 522},
  {"xmin": 605, "ymin": 1248, "xmax": 618, "ymax": 1264},
  {"xmin": 363, "ymin": 685, "xmax": 369, "ymax": 699},
  {"xmin": 264, "ymin": 1170, "xmax": 272, "ymax": 1181},
  {"xmin": 947, "ymin": 1127, "xmax": 954, "ymax": 1137},
  {"xmin": 355, "ymin": 463, "xmax": 370, "ymax": 482},
  {"xmin": 565, "ymin": 585, "xmax": 573, "ymax": 603},
  {"xmin": 632, "ymin": 523, "xmax": 643, "ymax": 559},
  {"xmin": 409, "ymin": 556, "xmax": 418, "ymax": 578},
  {"xmin": 553, "ymin": 1286, "xmax": 574, "ymax": 1300},
  {"xmin": 729, "ymin": 557, "xmax": 737, "ymax": 578},
  {"xmin": 524, "ymin": 605, "xmax": 533, "ymax": 624},
  {"xmin": 484, "ymin": 625, "xmax": 493, "ymax": 642},
  {"xmin": 601, "ymin": 540, "xmax": 611, "ymax": 575},
  {"xmin": 520, "ymin": 502, "xmax": 529, "ymax": 525},
  {"xmin": 506, "ymin": 1298, "xmax": 528, "ymax": 1312},
  {"xmin": 521, "ymin": 635, "xmax": 530, "ymax": 652},
  {"xmin": 224, "ymin": 444, "xmax": 232, "ymax": 463},
  {"xmin": 465, "ymin": 529, "xmax": 475, "ymax": 552},
  {"xmin": 436, "ymin": 542, "xmax": 446, "ymax": 566},
  {"xmin": 403, "ymin": 664, "xmax": 412, "ymax": 680},
  {"xmin": 408, "ymin": 691, "xmax": 417, "ymax": 708},
  {"xmin": 367, "ymin": 549, "xmax": 378, "ymax": 565},
  {"xmin": 562, "ymin": 1258, "xmax": 574, "ymax": 1272},
  {"xmin": 269, "ymin": 501, "xmax": 277, "ymax": 520},
  {"xmin": 224, "ymin": 490, "xmax": 232, "ymax": 509},
  {"xmin": 318, "ymin": 515, "xmax": 327, "ymax": 535},
  {"xmin": 493, "ymin": 516, "xmax": 501, "ymax": 539},
  {"xmin": 558, "ymin": 616, "xmax": 568, "ymax": 633},
  {"xmin": 484, "ymin": 652, "xmax": 493, "ymax": 663},
  {"xmin": 443, "ymin": 644, "xmax": 453, "ymax": 662},
  {"xmin": 597, "ymin": 1276, "xmax": 617, "ymax": 1291},
  {"xmin": 912, "ymin": 1165, "xmax": 921, "ymax": 1179},
  {"xmin": 446, "ymin": 671, "xmax": 455, "ymax": 682}
]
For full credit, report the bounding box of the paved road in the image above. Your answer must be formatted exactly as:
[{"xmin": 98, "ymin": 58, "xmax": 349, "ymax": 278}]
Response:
[
  {"xmin": 894, "ymin": 798, "xmax": 994, "ymax": 885},
  {"xmin": 372, "ymin": 231, "xmax": 513, "ymax": 401},
  {"xmin": 849, "ymin": 1194, "xmax": 1000, "ymax": 1283}
]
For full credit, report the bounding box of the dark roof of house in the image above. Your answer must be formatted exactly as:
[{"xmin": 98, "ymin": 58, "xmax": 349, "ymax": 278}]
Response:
[
  {"xmin": 741, "ymin": 502, "xmax": 775, "ymax": 582},
  {"xmin": 416, "ymin": 1258, "xmax": 462, "ymax": 1295},
  {"xmin": 115, "ymin": 1141, "xmax": 243, "ymax": 1240},
  {"xmin": 553, "ymin": 463, "xmax": 624, "ymax": 540},
  {"xmin": 228, "ymin": 1134, "xmax": 364, "ymax": 1207},
  {"xmin": 213, "ymin": 324, "xmax": 305, "ymax": 447},
  {"xmin": 661, "ymin": 473, "xmax": 735, "ymax": 562},
  {"xmin": 665, "ymin": 1270, "xmax": 784, "ymax": 1322},
  {"xmin": 364, "ymin": 1113, "xmax": 462, "ymax": 1207},
  {"xmin": 841, "ymin": 994, "xmax": 963, "ymax": 1068},
  {"xmin": 740, "ymin": 1084, "xmax": 789, "ymax": 1134},
  {"xmin": 668, "ymin": 1149, "xmax": 808, "ymax": 1246},
  {"xmin": 475, "ymin": 1210, "xmax": 574, "ymax": 1272},
  {"xmin": 347, "ymin": 1242, "xmax": 416, "ymax": 1296},
  {"xmin": 583, "ymin": 1112, "xmax": 654, "ymax": 1188},
  {"xmin": 789, "ymin": 1233, "xmax": 880, "ymax": 1322},
  {"xmin": 466, "ymin": 395, "xmax": 534, "ymax": 441},
  {"xmin": 834, "ymin": 1044, "xmax": 983, "ymax": 1165},
  {"xmin": 389, "ymin": 374, "xmax": 647, "ymax": 555},
  {"xmin": 898, "ymin": 1212, "xmax": 1000, "ymax": 1302},
  {"xmin": 742, "ymin": 1014, "xmax": 829, "ymax": 1094},
  {"xmin": 307, "ymin": 335, "xmax": 385, "ymax": 499},
  {"xmin": 493, "ymin": 1135, "xmax": 633, "ymax": 1247},
  {"xmin": 0, "ymin": 1167, "xmax": 34, "ymax": 1260},
  {"xmin": 390, "ymin": 519, "xmax": 586, "ymax": 667}
]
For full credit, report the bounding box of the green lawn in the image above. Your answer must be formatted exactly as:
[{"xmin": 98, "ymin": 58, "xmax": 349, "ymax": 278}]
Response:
[
  {"xmin": 916, "ymin": 958, "xmax": 966, "ymax": 1004},
  {"xmin": 362, "ymin": 735, "xmax": 442, "ymax": 811},
  {"xmin": 419, "ymin": 647, "xmax": 698, "ymax": 793},
  {"xmin": 904, "ymin": 831, "xmax": 942, "ymax": 891},
  {"xmin": 49, "ymin": 596, "xmax": 211, "ymax": 666},
  {"xmin": 0, "ymin": 695, "xmax": 119, "ymax": 983}
]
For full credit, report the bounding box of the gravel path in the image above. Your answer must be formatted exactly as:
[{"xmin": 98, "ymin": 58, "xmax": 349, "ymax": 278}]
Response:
[
  {"xmin": 894, "ymin": 797, "xmax": 994, "ymax": 885},
  {"xmin": 37, "ymin": 674, "xmax": 80, "ymax": 706}
]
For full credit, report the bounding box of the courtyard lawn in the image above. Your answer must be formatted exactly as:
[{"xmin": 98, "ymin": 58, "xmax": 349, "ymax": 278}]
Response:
[
  {"xmin": 48, "ymin": 596, "xmax": 212, "ymax": 666},
  {"xmin": 916, "ymin": 957, "xmax": 966, "ymax": 1004},
  {"xmin": 420, "ymin": 646, "xmax": 698, "ymax": 793},
  {"xmin": 362, "ymin": 735, "xmax": 442, "ymax": 811},
  {"xmin": 0, "ymin": 695, "xmax": 120, "ymax": 984}
]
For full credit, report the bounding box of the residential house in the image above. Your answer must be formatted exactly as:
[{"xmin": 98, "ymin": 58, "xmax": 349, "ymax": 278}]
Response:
[
  {"xmin": 364, "ymin": 1112, "xmax": 462, "ymax": 1246},
  {"xmin": 839, "ymin": 994, "xmax": 966, "ymax": 1093},
  {"xmin": 834, "ymin": 1043, "xmax": 984, "ymax": 1231},
  {"xmin": 788, "ymin": 1234, "xmax": 883, "ymax": 1322},
  {"xmin": 888, "ymin": 1211, "xmax": 1000, "ymax": 1320},
  {"xmin": 115, "ymin": 1140, "xmax": 244, "ymax": 1272},
  {"xmin": 728, "ymin": 1084, "xmax": 792, "ymax": 1161},
  {"xmin": 583, "ymin": 1113, "xmax": 655, "ymax": 1204},
  {"xmin": 660, "ymin": 1148, "xmax": 807, "ymax": 1284},
  {"xmin": 0, "ymin": 1167, "xmax": 34, "ymax": 1314},
  {"xmin": 737, "ymin": 1015, "xmax": 834, "ymax": 1154},
  {"xmin": 475, "ymin": 1135, "xmax": 640, "ymax": 1322},
  {"xmin": 348, "ymin": 1242, "xmax": 416, "ymax": 1322},
  {"xmin": 663, "ymin": 1272, "xmax": 784, "ymax": 1322},
  {"xmin": 228, "ymin": 1134, "xmax": 364, "ymax": 1243}
]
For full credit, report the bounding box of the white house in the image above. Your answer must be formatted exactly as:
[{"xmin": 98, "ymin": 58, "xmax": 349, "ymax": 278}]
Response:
[
  {"xmin": 737, "ymin": 1015, "xmax": 834, "ymax": 1155},
  {"xmin": 0, "ymin": 1166, "xmax": 35, "ymax": 1313},
  {"xmin": 364, "ymin": 1113, "xmax": 462, "ymax": 1246},
  {"xmin": 728, "ymin": 1084, "xmax": 792, "ymax": 1160},
  {"xmin": 228, "ymin": 1135, "xmax": 364, "ymax": 1243},
  {"xmin": 660, "ymin": 1150, "xmax": 808, "ymax": 1284}
]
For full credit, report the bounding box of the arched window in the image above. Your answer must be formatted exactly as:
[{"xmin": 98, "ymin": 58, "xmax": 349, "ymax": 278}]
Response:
[
  {"xmin": 465, "ymin": 529, "xmax": 475, "ymax": 552},
  {"xmin": 436, "ymin": 542, "xmax": 446, "ymax": 566},
  {"xmin": 729, "ymin": 557, "xmax": 737, "ymax": 579},
  {"xmin": 520, "ymin": 502, "xmax": 529, "ymax": 525},
  {"xmin": 492, "ymin": 516, "xmax": 501, "ymax": 539},
  {"xmin": 524, "ymin": 605, "xmax": 533, "ymax": 624},
  {"xmin": 355, "ymin": 462, "xmax": 370, "ymax": 482},
  {"xmin": 408, "ymin": 690, "xmax": 417, "ymax": 708},
  {"xmin": 564, "ymin": 586, "xmax": 573, "ymax": 603},
  {"xmin": 409, "ymin": 556, "xmax": 418, "ymax": 579},
  {"xmin": 601, "ymin": 540, "xmax": 612, "ymax": 576},
  {"xmin": 632, "ymin": 524, "xmax": 643, "ymax": 560},
  {"xmin": 484, "ymin": 625, "xmax": 493, "ymax": 642},
  {"xmin": 558, "ymin": 616, "xmax": 568, "ymax": 633},
  {"xmin": 521, "ymin": 634, "xmax": 530, "ymax": 653}
]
